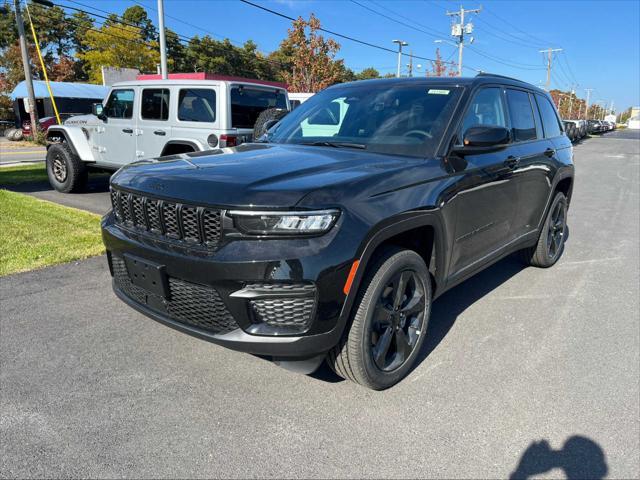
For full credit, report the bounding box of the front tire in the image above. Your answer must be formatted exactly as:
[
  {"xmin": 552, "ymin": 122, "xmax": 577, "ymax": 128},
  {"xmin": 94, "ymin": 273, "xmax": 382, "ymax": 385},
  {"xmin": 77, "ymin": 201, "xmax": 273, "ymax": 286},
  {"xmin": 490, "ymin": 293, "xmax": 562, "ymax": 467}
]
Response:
[
  {"xmin": 520, "ymin": 191, "xmax": 568, "ymax": 268},
  {"xmin": 328, "ymin": 248, "xmax": 432, "ymax": 390},
  {"xmin": 46, "ymin": 143, "xmax": 87, "ymax": 193}
]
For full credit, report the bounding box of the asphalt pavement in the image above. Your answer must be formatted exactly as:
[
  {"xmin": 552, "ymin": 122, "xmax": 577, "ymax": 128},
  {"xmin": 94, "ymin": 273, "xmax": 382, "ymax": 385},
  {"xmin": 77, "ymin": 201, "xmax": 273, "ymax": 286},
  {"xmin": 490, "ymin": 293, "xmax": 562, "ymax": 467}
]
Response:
[
  {"xmin": 0, "ymin": 137, "xmax": 47, "ymax": 165},
  {"xmin": 1, "ymin": 130, "xmax": 639, "ymax": 478}
]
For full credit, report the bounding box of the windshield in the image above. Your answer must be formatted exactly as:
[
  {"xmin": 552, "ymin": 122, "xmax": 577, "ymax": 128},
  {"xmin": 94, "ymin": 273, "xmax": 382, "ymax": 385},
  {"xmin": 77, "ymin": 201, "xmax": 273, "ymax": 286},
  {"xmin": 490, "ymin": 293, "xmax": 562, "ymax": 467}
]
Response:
[{"xmin": 267, "ymin": 82, "xmax": 462, "ymax": 158}]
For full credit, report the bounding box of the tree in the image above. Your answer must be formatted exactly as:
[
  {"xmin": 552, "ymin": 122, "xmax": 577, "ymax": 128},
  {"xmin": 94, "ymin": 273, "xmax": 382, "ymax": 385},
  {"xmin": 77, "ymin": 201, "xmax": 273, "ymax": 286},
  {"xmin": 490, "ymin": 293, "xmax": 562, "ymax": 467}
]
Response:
[
  {"xmin": 120, "ymin": 5, "xmax": 157, "ymax": 43},
  {"xmin": 0, "ymin": 2, "xmax": 17, "ymax": 49},
  {"xmin": 279, "ymin": 14, "xmax": 344, "ymax": 92},
  {"xmin": 77, "ymin": 24, "xmax": 159, "ymax": 83},
  {"xmin": 355, "ymin": 67, "xmax": 380, "ymax": 80},
  {"xmin": 425, "ymin": 48, "xmax": 456, "ymax": 77},
  {"xmin": 550, "ymin": 89, "xmax": 587, "ymax": 119}
]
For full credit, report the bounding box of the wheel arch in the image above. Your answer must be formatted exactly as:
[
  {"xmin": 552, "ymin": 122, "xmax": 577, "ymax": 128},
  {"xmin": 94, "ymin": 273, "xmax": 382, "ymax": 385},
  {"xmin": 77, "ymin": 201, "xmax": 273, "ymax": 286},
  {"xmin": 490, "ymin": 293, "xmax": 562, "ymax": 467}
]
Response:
[
  {"xmin": 46, "ymin": 126, "xmax": 95, "ymax": 161},
  {"xmin": 338, "ymin": 211, "xmax": 448, "ymax": 329},
  {"xmin": 160, "ymin": 140, "xmax": 201, "ymax": 156}
]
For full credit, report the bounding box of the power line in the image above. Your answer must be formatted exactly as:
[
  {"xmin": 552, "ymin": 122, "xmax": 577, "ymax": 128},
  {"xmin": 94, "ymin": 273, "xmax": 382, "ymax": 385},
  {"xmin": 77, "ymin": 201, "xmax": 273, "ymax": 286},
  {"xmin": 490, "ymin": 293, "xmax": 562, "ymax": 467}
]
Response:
[
  {"xmin": 238, "ymin": 0, "xmax": 446, "ymax": 63},
  {"xmin": 350, "ymin": 0, "xmax": 448, "ymax": 39}
]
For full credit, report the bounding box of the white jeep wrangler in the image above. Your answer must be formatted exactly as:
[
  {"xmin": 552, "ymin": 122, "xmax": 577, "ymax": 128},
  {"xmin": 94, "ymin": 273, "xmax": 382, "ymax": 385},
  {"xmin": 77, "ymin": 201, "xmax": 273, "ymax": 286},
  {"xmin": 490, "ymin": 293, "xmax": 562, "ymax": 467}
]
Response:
[{"xmin": 45, "ymin": 79, "xmax": 290, "ymax": 192}]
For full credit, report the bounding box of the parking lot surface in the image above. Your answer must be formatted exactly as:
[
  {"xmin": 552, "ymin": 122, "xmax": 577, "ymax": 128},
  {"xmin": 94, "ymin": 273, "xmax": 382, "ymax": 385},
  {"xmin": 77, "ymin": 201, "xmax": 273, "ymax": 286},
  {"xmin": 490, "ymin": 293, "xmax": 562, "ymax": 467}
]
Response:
[
  {"xmin": 0, "ymin": 139, "xmax": 46, "ymax": 165},
  {"xmin": 1, "ymin": 131, "xmax": 639, "ymax": 478}
]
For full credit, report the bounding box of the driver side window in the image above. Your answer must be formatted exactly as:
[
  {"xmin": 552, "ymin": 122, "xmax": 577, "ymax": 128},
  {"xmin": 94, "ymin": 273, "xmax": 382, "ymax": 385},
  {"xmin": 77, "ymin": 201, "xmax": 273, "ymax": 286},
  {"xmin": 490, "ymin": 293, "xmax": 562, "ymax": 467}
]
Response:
[
  {"xmin": 460, "ymin": 87, "xmax": 507, "ymax": 140},
  {"xmin": 104, "ymin": 89, "xmax": 135, "ymax": 119}
]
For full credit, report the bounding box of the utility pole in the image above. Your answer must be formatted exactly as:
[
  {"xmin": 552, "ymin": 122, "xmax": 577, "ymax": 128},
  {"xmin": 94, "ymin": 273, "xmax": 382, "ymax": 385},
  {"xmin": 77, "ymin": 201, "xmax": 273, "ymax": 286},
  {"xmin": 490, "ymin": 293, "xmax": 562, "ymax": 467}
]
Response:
[
  {"xmin": 406, "ymin": 51, "xmax": 413, "ymax": 77},
  {"xmin": 157, "ymin": 0, "xmax": 168, "ymax": 79},
  {"xmin": 13, "ymin": 0, "xmax": 38, "ymax": 133},
  {"xmin": 539, "ymin": 47, "xmax": 563, "ymax": 90},
  {"xmin": 584, "ymin": 88, "xmax": 593, "ymax": 119},
  {"xmin": 446, "ymin": 5, "xmax": 481, "ymax": 77},
  {"xmin": 393, "ymin": 39, "xmax": 408, "ymax": 78},
  {"xmin": 568, "ymin": 86, "xmax": 575, "ymax": 118}
]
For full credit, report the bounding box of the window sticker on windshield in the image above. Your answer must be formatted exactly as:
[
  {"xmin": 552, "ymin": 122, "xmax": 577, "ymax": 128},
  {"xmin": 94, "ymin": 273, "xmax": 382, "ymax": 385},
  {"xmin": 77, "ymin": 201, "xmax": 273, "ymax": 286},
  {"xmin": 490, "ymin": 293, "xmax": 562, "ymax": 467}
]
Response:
[{"xmin": 428, "ymin": 89, "xmax": 450, "ymax": 95}]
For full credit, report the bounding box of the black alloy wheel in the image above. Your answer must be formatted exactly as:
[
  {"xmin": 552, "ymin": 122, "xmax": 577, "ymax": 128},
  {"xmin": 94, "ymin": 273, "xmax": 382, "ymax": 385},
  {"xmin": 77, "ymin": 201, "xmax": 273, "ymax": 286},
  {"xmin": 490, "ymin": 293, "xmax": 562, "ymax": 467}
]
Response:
[
  {"xmin": 327, "ymin": 248, "xmax": 432, "ymax": 390},
  {"xmin": 371, "ymin": 269, "xmax": 426, "ymax": 372},
  {"xmin": 546, "ymin": 197, "xmax": 567, "ymax": 260}
]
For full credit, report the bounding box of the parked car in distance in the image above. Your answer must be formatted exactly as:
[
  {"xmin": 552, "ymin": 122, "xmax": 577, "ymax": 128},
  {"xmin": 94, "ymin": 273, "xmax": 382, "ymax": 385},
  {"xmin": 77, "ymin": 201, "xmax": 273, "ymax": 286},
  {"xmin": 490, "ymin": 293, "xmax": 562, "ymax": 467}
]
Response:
[
  {"xmin": 563, "ymin": 120, "xmax": 577, "ymax": 142},
  {"xmin": 588, "ymin": 119, "xmax": 604, "ymax": 134},
  {"xmin": 628, "ymin": 115, "xmax": 640, "ymax": 129},
  {"xmin": 21, "ymin": 114, "xmax": 78, "ymax": 137},
  {"xmin": 45, "ymin": 78, "xmax": 290, "ymax": 193},
  {"xmin": 102, "ymin": 73, "xmax": 574, "ymax": 390}
]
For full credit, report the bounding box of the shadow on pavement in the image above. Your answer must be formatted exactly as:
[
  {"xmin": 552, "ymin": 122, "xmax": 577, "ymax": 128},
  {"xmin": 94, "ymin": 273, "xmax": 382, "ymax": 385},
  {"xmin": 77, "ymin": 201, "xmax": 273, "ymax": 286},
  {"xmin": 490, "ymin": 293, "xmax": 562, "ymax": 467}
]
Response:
[
  {"xmin": 309, "ymin": 254, "xmax": 527, "ymax": 385},
  {"xmin": 415, "ymin": 255, "xmax": 525, "ymax": 367},
  {"xmin": 510, "ymin": 436, "xmax": 608, "ymax": 479}
]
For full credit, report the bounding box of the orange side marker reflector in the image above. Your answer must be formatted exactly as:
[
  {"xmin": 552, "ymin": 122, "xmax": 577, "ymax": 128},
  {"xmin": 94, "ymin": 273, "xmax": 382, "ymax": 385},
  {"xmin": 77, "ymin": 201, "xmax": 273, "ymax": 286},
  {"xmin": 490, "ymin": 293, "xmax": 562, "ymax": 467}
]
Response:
[{"xmin": 343, "ymin": 260, "xmax": 360, "ymax": 296}]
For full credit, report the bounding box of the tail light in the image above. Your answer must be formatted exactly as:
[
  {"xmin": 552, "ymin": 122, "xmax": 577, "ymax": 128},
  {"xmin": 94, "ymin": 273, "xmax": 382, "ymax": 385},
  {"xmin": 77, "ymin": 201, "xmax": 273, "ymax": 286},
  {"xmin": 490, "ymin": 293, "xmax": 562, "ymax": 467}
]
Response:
[{"xmin": 219, "ymin": 134, "xmax": 237, "ymax": 148}]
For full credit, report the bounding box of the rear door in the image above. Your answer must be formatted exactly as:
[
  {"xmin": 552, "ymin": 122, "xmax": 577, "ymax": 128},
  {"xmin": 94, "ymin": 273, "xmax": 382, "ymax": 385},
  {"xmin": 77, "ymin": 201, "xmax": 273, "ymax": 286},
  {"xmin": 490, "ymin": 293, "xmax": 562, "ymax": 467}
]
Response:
[
  {"xmin": 136, "ymin": 87, "xmax": 172, "ymax": 159},
  {"xmin": 504, "ymin": 88, "xmax": 554, "ymax": 238},
  {"xmin": 172, "ymin": 86, "xmax": 219, "ymax": 150},
  {"xmin": 448, "ymin": 86, "xmax": 520, "ymax": 276},
  {"xmin": 96, "ymin": 87, "xmax": 138, "ymax": 166}
]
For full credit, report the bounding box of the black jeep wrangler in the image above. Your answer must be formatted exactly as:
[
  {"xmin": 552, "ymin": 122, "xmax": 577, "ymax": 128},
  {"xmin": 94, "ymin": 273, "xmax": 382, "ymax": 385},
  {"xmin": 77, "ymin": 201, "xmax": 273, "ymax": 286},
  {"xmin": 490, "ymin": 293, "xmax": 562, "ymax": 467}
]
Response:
[{"xmin": 102, "ymin": 74, "xmax": 574, "ymax": 389}]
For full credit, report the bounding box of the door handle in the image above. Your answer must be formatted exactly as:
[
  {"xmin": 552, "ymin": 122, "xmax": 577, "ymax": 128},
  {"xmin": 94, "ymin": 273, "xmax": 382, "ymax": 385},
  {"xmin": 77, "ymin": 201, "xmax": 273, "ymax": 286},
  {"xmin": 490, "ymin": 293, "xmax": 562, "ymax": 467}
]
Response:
[
  {"xmin": 122, "ymin": 128, "xmax": 133, "ymax": 134},
  {"xmin": 153, "ymin": 130, "xmax": 166, "ymax": 136},
  {"xmin": 544, "ymin": 147, "xmax": 556, "ymax": 158},
  {"xmin": 504, "ymin": 156, "xmax": 520, "ymax": 169}
]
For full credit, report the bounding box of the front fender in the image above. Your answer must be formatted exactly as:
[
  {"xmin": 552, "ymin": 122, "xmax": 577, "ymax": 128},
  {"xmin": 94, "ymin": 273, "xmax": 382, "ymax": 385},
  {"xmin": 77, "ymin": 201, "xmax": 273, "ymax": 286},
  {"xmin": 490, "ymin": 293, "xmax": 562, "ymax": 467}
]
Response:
[
  {"xmin": 336, "ymin": 210, "xmax": 448, "ymax": 333},
  {"xmin": 47, "ymin": 126, "xmax": 96, "ymax": 162}
]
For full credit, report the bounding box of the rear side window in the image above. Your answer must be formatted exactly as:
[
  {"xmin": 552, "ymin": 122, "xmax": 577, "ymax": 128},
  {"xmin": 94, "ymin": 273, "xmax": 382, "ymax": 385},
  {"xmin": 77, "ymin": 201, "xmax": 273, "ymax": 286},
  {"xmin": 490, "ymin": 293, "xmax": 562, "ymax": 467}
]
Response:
[
  {"xmin": 141, "ymin": 88, "xmax": 169, "ymax": 120},
  {"xmin": 506, "ymin": 89, "xmax": 537, "ymax": 142},
  {"xmin": 461, "ymin": 87, "xmax": 507, "ymax": 137},
  {"xmin": 230, "ymin": 87, "xmax": 287, "ymax": 129},
  {"xmin": 536, "ymin": 94, "xmax": 563, "ymax": 138},
  {"xmin": 178, "ymin": 89, "xmax": 216, "ymax": 122},
  {"xmin": 104, "ymin": 89, "xmax": 134, "ymax": 119}
]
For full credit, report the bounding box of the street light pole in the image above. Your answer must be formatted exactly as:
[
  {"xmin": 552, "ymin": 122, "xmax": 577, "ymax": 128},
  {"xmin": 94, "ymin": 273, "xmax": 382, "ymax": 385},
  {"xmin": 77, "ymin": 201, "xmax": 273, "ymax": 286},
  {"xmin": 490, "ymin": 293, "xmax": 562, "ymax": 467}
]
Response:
[
  {"xmin": 393, "ymin": 39, "xmax": 408, "ymax": 78},
  {"xmin": 157, "ymin": 0, "xmax": 168, "ymax": 79}
]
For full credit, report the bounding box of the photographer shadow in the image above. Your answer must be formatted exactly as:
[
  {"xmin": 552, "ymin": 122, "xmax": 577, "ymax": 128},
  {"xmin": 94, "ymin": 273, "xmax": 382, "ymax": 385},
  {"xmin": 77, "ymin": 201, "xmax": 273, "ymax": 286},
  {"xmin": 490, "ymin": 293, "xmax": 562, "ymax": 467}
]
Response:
[{"xmin": 510, "ymin": 436, "xmax": 608, "ymax": 480}]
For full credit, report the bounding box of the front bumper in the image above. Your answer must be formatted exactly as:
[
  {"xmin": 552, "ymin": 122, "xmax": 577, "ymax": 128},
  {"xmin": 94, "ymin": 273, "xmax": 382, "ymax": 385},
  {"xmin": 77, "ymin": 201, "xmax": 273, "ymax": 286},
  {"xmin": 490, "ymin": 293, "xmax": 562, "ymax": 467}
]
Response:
[{"xmin": 102, "ymin": 212, "xmax": 357, "ymax": 358}]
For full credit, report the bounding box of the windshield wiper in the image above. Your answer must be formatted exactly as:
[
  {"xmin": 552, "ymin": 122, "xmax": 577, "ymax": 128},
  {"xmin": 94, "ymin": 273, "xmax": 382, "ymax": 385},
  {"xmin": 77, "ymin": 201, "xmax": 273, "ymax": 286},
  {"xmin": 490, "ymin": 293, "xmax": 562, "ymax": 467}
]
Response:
[{"xmin": 300, "ymin": 141, "xmax": 367, "ymax": 150}]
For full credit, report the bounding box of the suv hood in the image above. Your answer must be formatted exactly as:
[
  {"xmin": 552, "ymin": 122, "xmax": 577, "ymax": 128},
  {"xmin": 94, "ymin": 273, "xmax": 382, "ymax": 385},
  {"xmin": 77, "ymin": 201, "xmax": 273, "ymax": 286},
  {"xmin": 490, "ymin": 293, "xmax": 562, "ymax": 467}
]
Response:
[{"xmin": 111, "ymin": 143, "xmax": 426, "ymax": 208}]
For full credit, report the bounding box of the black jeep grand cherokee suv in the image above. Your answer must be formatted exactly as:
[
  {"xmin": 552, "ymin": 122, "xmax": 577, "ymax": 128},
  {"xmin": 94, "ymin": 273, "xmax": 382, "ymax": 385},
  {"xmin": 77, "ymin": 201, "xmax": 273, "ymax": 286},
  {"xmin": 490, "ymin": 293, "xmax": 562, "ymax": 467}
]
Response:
[{"xmin": 102, "ymin": 74, "xmax": 573, "ymax": 389}]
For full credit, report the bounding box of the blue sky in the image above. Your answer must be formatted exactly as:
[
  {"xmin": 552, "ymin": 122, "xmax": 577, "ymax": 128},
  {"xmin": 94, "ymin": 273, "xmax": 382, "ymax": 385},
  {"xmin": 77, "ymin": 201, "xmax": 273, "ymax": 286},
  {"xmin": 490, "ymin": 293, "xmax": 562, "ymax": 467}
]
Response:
[{"xmin": 75, "ymin": 0, "xmax": 639, "ymax": 111}]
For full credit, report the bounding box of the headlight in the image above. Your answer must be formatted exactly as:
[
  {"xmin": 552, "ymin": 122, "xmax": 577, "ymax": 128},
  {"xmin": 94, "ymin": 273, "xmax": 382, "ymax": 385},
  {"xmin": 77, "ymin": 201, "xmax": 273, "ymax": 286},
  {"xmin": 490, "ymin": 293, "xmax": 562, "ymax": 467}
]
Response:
[{"xmin": 228, "ymin": 209, "xmax": 340, "ymax": 235}]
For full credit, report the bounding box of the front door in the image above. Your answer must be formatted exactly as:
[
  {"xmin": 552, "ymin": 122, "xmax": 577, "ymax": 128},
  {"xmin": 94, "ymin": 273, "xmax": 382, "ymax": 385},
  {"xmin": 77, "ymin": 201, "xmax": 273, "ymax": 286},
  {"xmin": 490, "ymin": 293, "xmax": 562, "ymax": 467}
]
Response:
[
  {"xmin": 137, "ymin": 87, "xmax": 172, "ymax": 159},
  {"xmin": 95, "ymin": 88, "xmax": 138, "ymax": 167},
  {"xmin": 448, "ymin": 86, "xmax": 520, "ymax": 277}
]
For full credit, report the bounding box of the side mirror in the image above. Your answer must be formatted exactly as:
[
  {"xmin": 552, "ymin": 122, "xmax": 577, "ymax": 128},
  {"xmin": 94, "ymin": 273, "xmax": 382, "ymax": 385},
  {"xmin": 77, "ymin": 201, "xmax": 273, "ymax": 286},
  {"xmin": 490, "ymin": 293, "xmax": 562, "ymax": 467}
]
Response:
[
  {"xmin": 92, "ymin": 102, "xmax": 105, "ymax": 120},
  {"xmin": 452, "ymin": 126, "xmax": 511, "ymax": 155}
]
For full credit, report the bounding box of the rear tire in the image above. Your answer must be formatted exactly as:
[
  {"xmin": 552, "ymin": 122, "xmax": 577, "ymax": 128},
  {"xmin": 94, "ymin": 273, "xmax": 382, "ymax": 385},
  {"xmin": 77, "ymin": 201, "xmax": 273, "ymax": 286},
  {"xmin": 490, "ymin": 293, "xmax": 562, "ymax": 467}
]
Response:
[
  {"xmin": 253, "ymin": 108, "xmax": 288, "ymax": 141},
  {"xmin": 519, "ymin": 191, "xmax": 568, "ymax": 268},
  {"xmin": 327, "ymin": 247, "xmax": 432, "ymax": 390},
  {"xmin": 46, "ymin": 143, "xmax": 87, "ymax": 193}
]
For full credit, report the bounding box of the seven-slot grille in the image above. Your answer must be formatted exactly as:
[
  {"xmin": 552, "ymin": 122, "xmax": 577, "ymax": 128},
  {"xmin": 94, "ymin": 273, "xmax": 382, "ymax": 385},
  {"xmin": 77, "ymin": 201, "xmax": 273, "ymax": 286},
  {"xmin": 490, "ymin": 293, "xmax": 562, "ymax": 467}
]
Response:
[{"xmin": 110, "ymin": 188, "xmax": 221, "ymax": 248}]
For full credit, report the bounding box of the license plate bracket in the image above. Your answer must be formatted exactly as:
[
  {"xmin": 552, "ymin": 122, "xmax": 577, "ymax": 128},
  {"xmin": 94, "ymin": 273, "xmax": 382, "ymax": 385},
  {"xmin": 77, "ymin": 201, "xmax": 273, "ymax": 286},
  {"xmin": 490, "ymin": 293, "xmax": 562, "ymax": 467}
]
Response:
[{"xmin": 124, "ymin": 253, "xmax": 169, "ymax": 298}]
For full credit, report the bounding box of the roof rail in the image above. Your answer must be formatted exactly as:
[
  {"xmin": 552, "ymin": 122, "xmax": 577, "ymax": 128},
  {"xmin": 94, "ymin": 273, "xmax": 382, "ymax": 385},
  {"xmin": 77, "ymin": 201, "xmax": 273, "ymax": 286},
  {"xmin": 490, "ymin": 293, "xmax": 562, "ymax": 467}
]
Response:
[{"xmin": 475, "ymin": 72, "xmax": 523, "ymax": 82}]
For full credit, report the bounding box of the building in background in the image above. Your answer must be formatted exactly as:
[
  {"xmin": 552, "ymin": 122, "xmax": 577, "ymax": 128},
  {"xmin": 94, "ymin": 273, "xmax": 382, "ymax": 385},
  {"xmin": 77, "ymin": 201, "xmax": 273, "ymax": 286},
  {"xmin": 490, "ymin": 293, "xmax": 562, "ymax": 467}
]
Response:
[{"xmin": 10, "ymin": 80, "xmax": 108, "ymax": 126}]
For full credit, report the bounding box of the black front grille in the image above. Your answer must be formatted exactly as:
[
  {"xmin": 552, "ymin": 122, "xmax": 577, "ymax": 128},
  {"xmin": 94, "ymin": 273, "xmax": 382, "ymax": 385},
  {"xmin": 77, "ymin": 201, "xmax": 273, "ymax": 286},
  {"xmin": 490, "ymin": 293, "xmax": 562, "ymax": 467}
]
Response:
[
  {"xmin": 110, "ymin": 188, "xmax": 221, "ymax": 249},
  {"xmin": 112, "ymin": 256, "xmax": 237, "ymax": 335}
]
